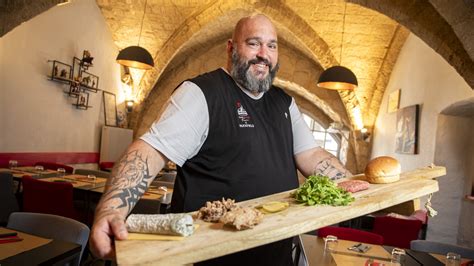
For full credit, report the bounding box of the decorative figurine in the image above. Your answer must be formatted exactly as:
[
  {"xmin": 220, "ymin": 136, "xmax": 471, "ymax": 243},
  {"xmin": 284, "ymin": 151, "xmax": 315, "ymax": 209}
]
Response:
[
  {"xmin": 82, "ymin": 76, "xmax": 91, "ymax": 86},
  {"xmin": 82, "ymin": 50, "xmax": 94, "ymax": 65},
  {"xmin": 60, "ymin": 69, "xmax": 68, "ymax": 78},
  {"xmin": 54, "ymin": 65, "xmax": 59, "ymax": 76},
  {"xmin": 92, "ymin": 80, "xmax": 96, "ymax": 88}
]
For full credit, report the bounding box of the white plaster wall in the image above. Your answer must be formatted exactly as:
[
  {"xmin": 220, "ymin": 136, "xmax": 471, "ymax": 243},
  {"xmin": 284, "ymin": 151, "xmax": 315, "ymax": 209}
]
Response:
[
  {"xmin": 457, "ymin": 118, "xmax": 474, "ymax": 247},
  {"xmin": 432, "ymin": 115, "xmax": 472, "ymax": 245},
  {"xmin": 372, "ymin": 33, "xmax": 474, "ymax": 246},
  {"xmin": 372, "ymin": 34, "xmax": 473, "ymax": 170},
  {"xmin": 0, "ymin": 0, "xmax": 122, "ymax": 153}
]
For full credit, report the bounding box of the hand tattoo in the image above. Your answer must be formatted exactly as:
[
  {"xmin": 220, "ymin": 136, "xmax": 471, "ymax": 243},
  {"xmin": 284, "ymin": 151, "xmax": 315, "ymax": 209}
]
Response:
[{"xmin": 314, "ymin": 157, "xmax": 346, "ymax": 180}]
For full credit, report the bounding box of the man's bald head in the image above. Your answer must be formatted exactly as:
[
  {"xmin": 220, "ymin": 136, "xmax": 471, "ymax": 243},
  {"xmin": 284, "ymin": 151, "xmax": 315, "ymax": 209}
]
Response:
[{"xmin": 232, "ymin": 14, "xmax": 277, "ymax": 42}]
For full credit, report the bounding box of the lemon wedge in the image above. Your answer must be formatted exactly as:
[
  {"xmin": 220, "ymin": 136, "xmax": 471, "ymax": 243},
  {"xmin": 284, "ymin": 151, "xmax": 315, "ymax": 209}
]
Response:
[{"xmin": 261, "ymin": 201, "xmax": 289, "ymax": 213}]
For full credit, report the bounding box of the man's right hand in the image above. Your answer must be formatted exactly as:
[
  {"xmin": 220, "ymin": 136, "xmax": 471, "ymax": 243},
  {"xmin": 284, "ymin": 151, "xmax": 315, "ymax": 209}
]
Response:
[{"xmin": 89, "ymin": 211, "xmax": 128, "ymax": 260}]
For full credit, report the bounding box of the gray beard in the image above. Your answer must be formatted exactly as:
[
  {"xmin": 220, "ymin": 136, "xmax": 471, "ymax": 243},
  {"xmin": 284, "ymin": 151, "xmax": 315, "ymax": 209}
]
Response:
[{"xmin": 230, "ymin": 49, "xmax": 279, "ymax": 94}]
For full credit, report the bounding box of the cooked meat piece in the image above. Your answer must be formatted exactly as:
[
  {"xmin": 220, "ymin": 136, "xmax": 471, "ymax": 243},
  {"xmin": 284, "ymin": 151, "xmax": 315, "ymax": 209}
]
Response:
[
  {"xmin": 196, "ymin": 198, "xmax": 237, "ymax": 222},
  {"xmin": 219, "ymin": 207, "xmax": 264, "ymax": 230},
  {"xmin": 337, "ymin": 180, "xmax": 370, "ymax": 193}
]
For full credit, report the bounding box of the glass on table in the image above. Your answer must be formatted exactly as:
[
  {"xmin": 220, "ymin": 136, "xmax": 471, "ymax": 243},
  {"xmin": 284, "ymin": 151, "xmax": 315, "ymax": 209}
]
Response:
[
  {"xmin": 324, "ymin": 235, "xmax": 338, "ymax": 252},
  {"xmin": 8, "ymin": 160, "xmax": 18, "ymax": 169},
  {"xmin": 57, "ymin": 168, "xmax": 66, "ymax": 178},
  {"xmin": 87, "ymin": 174, "xmax": 97, "ymax": 182},
  {"xmin": 390, "ymin": 248, "xmax": 406, "ymax": 265},
  {"xmin": 445, "ymin": 252, "xmax": 461, "ymax": 266},
  {"xmin": 35, "ymin": 165, "xmax": 44, "ymax": 176}
]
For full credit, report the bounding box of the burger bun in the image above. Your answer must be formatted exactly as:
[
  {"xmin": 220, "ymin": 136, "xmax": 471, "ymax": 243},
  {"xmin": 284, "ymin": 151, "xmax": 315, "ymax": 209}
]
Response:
[{"xmin": 364, "ymin": 156, "xmax": 401, "ymax": 184}]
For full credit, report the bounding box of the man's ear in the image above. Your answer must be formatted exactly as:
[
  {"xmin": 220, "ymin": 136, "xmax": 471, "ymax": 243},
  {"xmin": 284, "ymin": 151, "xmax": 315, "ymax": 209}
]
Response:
[{"xmin": 226, "ymin": 39, "xmax": 233, "ymax": 54}]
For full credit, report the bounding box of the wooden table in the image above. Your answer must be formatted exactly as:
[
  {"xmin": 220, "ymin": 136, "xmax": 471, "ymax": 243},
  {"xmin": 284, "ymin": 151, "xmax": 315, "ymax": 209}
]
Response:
[
  {"xmin": 300, "ymin": 235, "xmax": 473, "ymax": 266},
  {"xmin": 41, "ymin": 174, "xmax": 107, "ymax": 191},
  {"xmin": 301, "ymin": 235, "xmax": 397, "ymax": 265},
  {"xmin": 115, "ymin": 166, "xmax": 445, "ymax": 265},
  {"xmin": 0, "ymin": 228, "xmax": 81, "ymax": 265}
]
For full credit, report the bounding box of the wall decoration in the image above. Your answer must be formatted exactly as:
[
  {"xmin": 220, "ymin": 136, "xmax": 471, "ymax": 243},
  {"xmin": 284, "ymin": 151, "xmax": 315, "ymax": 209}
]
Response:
[
  {"xmin": 49, "ymin": 60, "xmax": 72, "ymax": 81},
  {"xmin": 395, "ymin": 104, "xmax": 419, "ymax": 154},
  {"xmin": 48, "ymin": 50, "xmax": 99, "ymax": 110},
  {"xmin": 388, "ymin": 89, "xmax": 401, "ymax": 113},
  {"xmin": 103, "ymin": 91, "xmax": 118, "ymax": 127},
  {"xmin": 81, "ymin": 71, "xmax": 99, "ymax": 90}
]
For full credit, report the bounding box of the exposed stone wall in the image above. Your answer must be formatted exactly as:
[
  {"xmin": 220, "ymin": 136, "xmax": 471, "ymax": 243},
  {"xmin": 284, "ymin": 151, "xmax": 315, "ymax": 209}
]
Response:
[{"xmin": 429, "ymin": 0, "xmax": 474, "ymax": 61}]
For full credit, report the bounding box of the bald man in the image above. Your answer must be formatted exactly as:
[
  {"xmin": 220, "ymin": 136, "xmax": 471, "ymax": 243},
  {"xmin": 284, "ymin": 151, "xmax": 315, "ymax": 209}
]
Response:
[{"xmin": 90, "ymin": 14, "xmax": 350, "ymax": 265}]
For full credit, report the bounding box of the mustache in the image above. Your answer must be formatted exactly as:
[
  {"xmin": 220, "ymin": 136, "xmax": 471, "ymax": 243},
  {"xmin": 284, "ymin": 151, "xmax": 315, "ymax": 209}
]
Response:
[{"xmin": 247, "ymin": 57, "xmax": 272, "ymax": 68}]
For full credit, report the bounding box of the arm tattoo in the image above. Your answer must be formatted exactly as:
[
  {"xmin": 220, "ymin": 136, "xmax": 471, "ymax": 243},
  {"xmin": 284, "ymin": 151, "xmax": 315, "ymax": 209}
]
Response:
[
  {"xmin": 314, "ymin": 157, "xmax": 346, "ymax": 180},
  {"xmin": 102, "ymin": 150, "xmax": 154, "ymax": 213}
]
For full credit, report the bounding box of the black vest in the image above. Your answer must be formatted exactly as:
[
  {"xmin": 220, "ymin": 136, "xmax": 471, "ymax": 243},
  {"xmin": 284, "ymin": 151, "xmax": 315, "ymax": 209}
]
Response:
[{"xmin": 170, "ymin": 68, "xmax": 298, "ymax": 212}]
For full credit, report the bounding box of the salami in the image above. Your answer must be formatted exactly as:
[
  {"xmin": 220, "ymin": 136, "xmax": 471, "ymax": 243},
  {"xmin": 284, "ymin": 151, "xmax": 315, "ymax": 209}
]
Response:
[
  {"xmin": 337, "ymin": 180, "xmax": 370, "ymax": 193},
  {"xmin": 126, "ymin": 213, "xmax": 194, "ymax": 236}
]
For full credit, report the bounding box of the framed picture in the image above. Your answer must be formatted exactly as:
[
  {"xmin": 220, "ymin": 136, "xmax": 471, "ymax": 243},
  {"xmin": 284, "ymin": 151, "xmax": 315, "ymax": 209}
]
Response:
[
  {"xmin": 395, "ymin": 104, "xmax": 419, "ymax": 154},
  {"xmin": 103, "ymin": 91, "xmax": 117, "ymax": 127},
  {"xmin": 388, "ymin": 89, "xmax": 401, "ymax": 113}
]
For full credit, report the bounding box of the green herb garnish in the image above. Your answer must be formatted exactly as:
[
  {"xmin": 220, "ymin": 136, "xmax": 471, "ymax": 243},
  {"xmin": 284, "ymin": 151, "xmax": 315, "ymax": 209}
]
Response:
[{"xmin": 294, "ymin": 174, "xmax": 354, "ymax": 206}]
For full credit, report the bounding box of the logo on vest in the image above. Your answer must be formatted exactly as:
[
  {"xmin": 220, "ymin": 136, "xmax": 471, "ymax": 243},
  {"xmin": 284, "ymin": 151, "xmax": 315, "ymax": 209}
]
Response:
[{"xmin": 236, "ymin": 101, "xmax": 254, "ymax": 128}]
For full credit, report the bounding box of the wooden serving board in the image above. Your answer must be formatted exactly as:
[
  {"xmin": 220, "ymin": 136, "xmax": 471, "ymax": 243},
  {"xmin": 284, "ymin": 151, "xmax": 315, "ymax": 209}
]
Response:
[{"xmin": 116, "ymin": 166, "xmax": 445, "ymax": 265}]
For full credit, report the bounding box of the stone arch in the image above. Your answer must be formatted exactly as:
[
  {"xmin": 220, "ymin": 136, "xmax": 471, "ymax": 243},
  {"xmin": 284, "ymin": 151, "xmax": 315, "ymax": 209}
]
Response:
[
  {"xmin": 349, "ymin": 0, "xmax": 474, "ymax": 90},
  {"xmin": 0, "ymin": 0, "xmax": 67, "ymax": 37},
  {"xmin": 133, "ymin": 0, "xmax": 361, "ymax": 131}
]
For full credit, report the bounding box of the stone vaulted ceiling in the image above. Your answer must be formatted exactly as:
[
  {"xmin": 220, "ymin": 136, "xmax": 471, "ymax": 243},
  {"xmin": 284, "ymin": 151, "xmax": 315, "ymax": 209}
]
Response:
[
  {"xmin": 3, "ymin": 0, "xmax": 471, "ymax": 133},
  {"xmin": 94, "ymin": 0, "xmax": 473, "ymax": 133}
]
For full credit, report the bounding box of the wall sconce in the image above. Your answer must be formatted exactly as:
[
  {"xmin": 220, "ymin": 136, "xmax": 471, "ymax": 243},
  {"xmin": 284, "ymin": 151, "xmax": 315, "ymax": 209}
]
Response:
[
  {"xmin": 360, "ymin": 128, "xmax": 371, "ymax": 142},
  {"xmin": 125, "ymin": 100, "xmax": 134, "ymax": 113}
]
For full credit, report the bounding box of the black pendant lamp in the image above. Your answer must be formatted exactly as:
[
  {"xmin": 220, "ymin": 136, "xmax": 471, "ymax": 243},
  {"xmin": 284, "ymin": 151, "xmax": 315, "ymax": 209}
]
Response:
[
  {"xmin": 116, "ymin": 0, "xmax": 154, "ymax": 70},
  {"xmin": 317, "ymin": 3, "xmax": 357, "ymax": 91},
  {"xmin": 317, "ymin": 66, "xmax": 358, "ymax": 90}
]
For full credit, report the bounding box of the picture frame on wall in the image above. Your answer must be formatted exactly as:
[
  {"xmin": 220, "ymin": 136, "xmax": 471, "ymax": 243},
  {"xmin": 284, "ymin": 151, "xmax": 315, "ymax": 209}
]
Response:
[
  {"xmin": 388, "ymin": 89, "xmax": 401, "ymax": 113},
  {"xmin": 395, "ymin": 104, "xmax": 419, "ymax": 154},
  {"xmin": 103, "ymin": 91, "xmax": 117, "ymax": 127}
]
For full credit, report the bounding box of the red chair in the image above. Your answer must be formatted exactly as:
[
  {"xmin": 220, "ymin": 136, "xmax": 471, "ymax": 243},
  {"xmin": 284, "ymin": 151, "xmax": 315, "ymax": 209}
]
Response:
[
  {"xmin": 22, "ymin": 176, "xmax": 80, "ymax": 220},
  {"xmin": 99, "ymin": 161, "xmax": 114, "ymax": 172},
  {"xmin": 35, "ymin": 162, "xmax": 74, "ymax": 174},
  {"xmin": 372, "ymin": 216, "xmax": 423, "ymax": 249},
  {"xmin": 318, "ymin": 226, "xmax": 384, "ymax": 245}
]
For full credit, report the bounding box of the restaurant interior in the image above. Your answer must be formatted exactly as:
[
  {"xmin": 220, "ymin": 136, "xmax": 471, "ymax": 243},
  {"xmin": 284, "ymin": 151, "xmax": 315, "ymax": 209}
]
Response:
[{"xmin": 0, "ymin": 0, "xmax": 473, "ymax": 265}]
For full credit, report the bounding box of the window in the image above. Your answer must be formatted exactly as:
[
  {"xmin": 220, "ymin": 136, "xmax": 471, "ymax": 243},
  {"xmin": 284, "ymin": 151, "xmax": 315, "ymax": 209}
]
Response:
[{"xmin": 303, "ymin": 114, "xmax": 340, "ymax": 158}]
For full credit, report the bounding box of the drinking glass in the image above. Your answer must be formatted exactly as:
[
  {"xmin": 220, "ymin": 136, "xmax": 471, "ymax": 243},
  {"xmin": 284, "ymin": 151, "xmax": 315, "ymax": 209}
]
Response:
[
  {"xmin": 8, "ymin": 160, "xmax": 18, "ymax": 169},
  {"xmin": 87, "ymin": 174, "xmax": 97, "ymax": 182},
  {"xmin": 324, "ymin": 235, "xmax": 338, "ymax": 252},
  {"xmin": 57, "ymin": 168, "xmax": 66, "ymax": 178},
  {"xmin": 35, "ymin": 165, "xmax": 44, "ymax": 177},
  {"xmin": 445, "ymin": 252, "xmax": 461, "ymax": 266},
  {"xmin": 390, "ymin": 248, "xmax": 406, "ymax": 265}
]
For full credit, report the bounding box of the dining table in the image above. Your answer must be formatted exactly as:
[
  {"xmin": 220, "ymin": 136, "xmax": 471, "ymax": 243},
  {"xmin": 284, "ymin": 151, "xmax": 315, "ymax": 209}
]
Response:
[
  {"xmin": 0, "ymin": 227, "xmax": 81, "ymax": 265},
  {"xmin": 40, "ymin": 174, "xmax": 108, "ymax": 191},
  {"xmin": 300, "ymin": 235, "xmax": 472, "ymax": 265}
]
